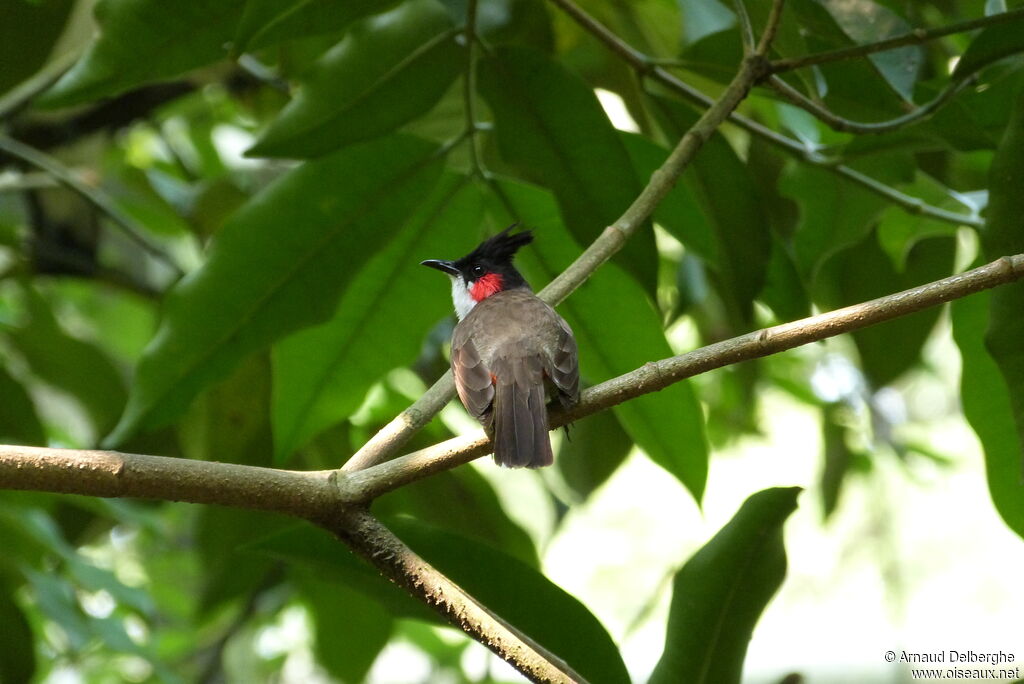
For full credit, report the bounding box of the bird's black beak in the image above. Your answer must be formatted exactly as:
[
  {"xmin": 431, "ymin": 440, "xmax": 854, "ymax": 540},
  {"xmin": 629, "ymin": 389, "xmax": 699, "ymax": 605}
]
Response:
[{"xmin": 420, "ymin": 259, "xmax": 460, "ymax": 276}]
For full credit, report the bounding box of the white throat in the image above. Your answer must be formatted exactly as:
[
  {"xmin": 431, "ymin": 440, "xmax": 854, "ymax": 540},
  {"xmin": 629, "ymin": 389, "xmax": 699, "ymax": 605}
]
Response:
[{"xmin": 450, "ymin": 276, "xmax": 476, "ymax": 321}]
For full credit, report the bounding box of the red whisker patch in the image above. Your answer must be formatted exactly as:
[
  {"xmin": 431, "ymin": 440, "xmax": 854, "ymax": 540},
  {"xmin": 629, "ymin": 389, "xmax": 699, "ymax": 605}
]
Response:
[{"xmin": 470, "ymin": 273, "xmax": 503, "ymax": 301}]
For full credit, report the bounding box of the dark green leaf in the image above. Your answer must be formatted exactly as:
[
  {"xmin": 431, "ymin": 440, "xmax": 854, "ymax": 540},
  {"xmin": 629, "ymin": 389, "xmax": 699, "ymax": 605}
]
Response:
[
  {"xmin": 106, "ymin": 134, "xmax": 443, "ymax": 445},
  {"xmin": 40, "ymin": 0, "xmax": 246, "ymax": 108},
  {"xmin": 298, "ymin": 575, "xmax": 392, "ymax": 684},
  {"xmin": 270, "ymin": 174, "xmax": 478, "ymax": 459},
  {"xmin": 6, "ymin": 286, "xmax": 127, "ymax": 439},
  {"xmin": 978, "ymin": 76, "xmax": 1024, "ymax": 489},
  {"xmin": 650, "ymin": 487, "xmax": 801, "ymax": 684},
  {"xmin": 253, "ymin": 518, "xmax": 630, "ymax": 683},
  {"xmin": 233, "ymin": 0, "xmax": 399, "ymax": 55},
  {"xmin": 779, "ymin": 163, "xmax": 888, "ymax": 282},
  {"xmin": 652, "ymin": 98, "xmax": 770, "ymax": 325},
  {"xmin": 0, "ymin": 584, "xmax": 35, "ymax": 684},
  {"xmin": 375, "ymin": 464, "xmax": 539, "ymax": 568},
  {"xmin": 952, "ymin": 291, "xmax": 1024, "ymax": 539},
  {"xmin": 953, "ymin": 12, "xmax": 1024, "ymax": 80},
  {"xmin": 249, "ymin": 0, "xmax": 462, "ymax": 158},
  {"xmin": 477, "ymin": 45, "xmax": 658, "ymax": 294},
  {"xmin": 820, "ymin": 404, "xmax": 852, "ymax": 520},
  {"xmin": 818, "ymin": 231, "xmax": 955, "ymax": 387},
  {"xmin": 0, "ymin": 364, "xmax": 45, "ymax": 446},
  {"xmin": 491, "ymin": 178, "xmax": 708, "ymax": 502},
  {"xmin": 178, "ymin": 353, "xmax": 273, "ymax": 466},
  {"xmin": 557, "ymin": 409, "xmax": 633, "ymax": 502},
  {"xmin": 0, "ymin": 0, "xmax": 74, "ymax": 96}
]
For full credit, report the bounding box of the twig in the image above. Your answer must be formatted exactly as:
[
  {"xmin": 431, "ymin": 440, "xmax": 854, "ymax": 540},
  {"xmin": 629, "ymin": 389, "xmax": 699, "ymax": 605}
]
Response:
[
  {"xmin": 769, "ymin": 7, "xmax": 1024, "ymax": 74},
  {"xmin": 0, "ymin": 135, "xmax": 184, "ymax": 275},
  {"xmin": 733, "ymin": 0, "xmax": 756, "ymax": 54},
  {"xmin": 549, "ymin": 0, "xmax": 981, "ymax": 228},
  {"xmin": 341, "ymin": 1, "xmax": 782, "ymax": 473},
  {"xmin": 0, "ymin": 50, "xmax": 80, "ymax": 121},
  {"xmin": 766, "ymin": 73, "xmax": 974, "ymax": 134},
  {"xmin": 340, "ymin": 254, "xmax": 1024, "ymax": 500},
  {"xmin": 325, "ymin": 508, "xmax": 587, "ymax": 684}
]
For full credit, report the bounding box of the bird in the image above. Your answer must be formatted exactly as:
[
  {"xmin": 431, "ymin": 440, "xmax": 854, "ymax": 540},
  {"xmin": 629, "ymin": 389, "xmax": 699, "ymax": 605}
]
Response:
[{"xmin": 421, "ymin": 226, "xmax": 580, "ymax": 468}]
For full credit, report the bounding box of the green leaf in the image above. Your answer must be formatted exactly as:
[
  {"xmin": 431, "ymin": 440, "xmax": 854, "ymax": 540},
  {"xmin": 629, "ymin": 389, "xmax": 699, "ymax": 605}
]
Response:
[
  {"xmin": 0, "ymin": 584, "xmax": 35, "ymax": 684},
  {"xmin": 814, "ymin": 0, "xmax": 922, "ymax": 100},
  {"xmin": 779, "ymin": 163, "xmax": 888, "ymax": 282},
  {"xmin": 6, "ymin": 286, "xmax": 127, "ymax": 439},
  {"xmin": 248, "ymin": 0, "xmax": 462, "ymax": 158},
  {"xmin": 952, "ymin": 291, "xmax": 1024, "ymax": 538},
  {"xmin": 556, "ymin": 409, "xmax": 633, "ymax": 502},
  {"xmin": 953, "ymin": 11, "xmax": 1024, "ymax": 81},
  {"xmin": 978, "ymin": 75, "xmax": 1024, "ymax": 488},
  {"xmin": 477, "ymin": 45, "xmax": 658, "ymax": 294},
  {"xmin": 106, "ymin": 134, "xmax": 443, "ymax": 446},
  {"xmin": 178, "ymin": 352, "xmax": 273, "ymax": 466},
  {"xmin": 491, "ymin": 178, "xmax": 708, "ymax": 502},
  {"xmin": 820, "ymin": 404, "xmax": 853, "ymax": 520},
  {"xmin": 651, "ymin": 98, "xmax": 770, "ymax": 325},
  {"xmin": 375, "ymin": 463, "xmax": 540, "ymax": 568},
  {"xmin": 0, "ymin": 364, "xmax": 45, "ymax": 446},
  {"xmin": 270, "ymin": 174, "xmax": 478, "ymax": 459},
  {"xmin": 232, "ymin": 0, "xmax": 399, "ymax": 55},
  {"xmin": 0, "ymin": 0, "xmax": 74, "ymax": 96},
  {"xmin": 256, "ymin": 518, "xmax": 630, "ymax": 684},
  {"xmin": 40, "ymin": 0, "xmax": 247, "ymax": 108},
  {"xmin": 649, "ymin": 487, "xmax": 801, "ymax": 684},
  {"xmin": 817, "ymin": 231, "xmax": 955, "ymax": 387},
  {"xmin": 298, "ymin": 575, "xmax": 393, "ymax": 684}
]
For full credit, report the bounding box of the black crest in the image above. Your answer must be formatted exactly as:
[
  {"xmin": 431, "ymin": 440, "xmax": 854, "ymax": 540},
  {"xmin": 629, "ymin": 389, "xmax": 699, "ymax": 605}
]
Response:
[{"xmin": 458, "ymin": 225, "xmax": 533, "ymax": 265}]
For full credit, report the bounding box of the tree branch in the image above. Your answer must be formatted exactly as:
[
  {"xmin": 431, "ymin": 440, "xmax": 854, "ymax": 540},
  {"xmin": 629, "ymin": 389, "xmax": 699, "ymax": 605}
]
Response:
[
  {"xmin": 341, "ymin": 0, "xmax": 782, "ymax": 473},
  {"xmin": 549, "ymin": 0, "xmax": 982, "ymax": 228},
  {"xmin": 768, "ymin": 7, "xmax": 1024, "ymax": 74},
  {"xmin": 340, "ymin": 254, "xmax": 1024, "ymax": 501},
  {"xmin": 4, "ymin": 252, "xmax": 1023, "ymax": 683},
  {"xmin": 766, "ymin": 73, "xmax": 974, "ymax": 135},
  {"xmin": 0, "ymin": 134, "xmax": 185, "ymax": 276}
]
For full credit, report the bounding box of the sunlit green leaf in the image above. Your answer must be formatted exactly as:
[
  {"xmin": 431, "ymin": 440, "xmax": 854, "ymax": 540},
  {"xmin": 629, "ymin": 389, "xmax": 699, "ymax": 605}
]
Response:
[
  {"xmin": 248, "ymin": 0, "xmax": 462, "ymax": 158},
  {"xmin": 106, "ymin": 135, "xmax": 443, "ymax": 446},
  {"xmin": 650, "ymin": 487, "xmax": 801, "ymax": 684}
]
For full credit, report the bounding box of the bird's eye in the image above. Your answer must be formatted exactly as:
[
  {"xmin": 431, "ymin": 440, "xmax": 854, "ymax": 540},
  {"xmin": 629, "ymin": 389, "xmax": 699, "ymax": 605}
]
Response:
[{"xmin": 470, "ymin": 265, "xmax": 486, "ymax": 278}]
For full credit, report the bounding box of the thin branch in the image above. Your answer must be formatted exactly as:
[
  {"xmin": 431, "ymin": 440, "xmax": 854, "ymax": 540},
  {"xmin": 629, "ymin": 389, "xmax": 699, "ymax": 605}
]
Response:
[
  {"xmin": 325, "ymin": 508, "xmax": 587, "ymax": 684},
  {"xmin": 766, "ymin": 73, "xmax": 974, "ymax": 135},
  {"xmin": 769, "ymin": 7, "xmax": 1024, "ymax": 74},
  {"xmin": 0, "ymin": 50, "xmax": 80, "ymax": 121},
  {"xmin": 342, "ymin": 0, "xmax": 783, "ymax": 474},
  {"xmin": 733, "ymin": 0, "xmax": 756, "ymax": 54},
  {"xmin": 0, "ymin": 135, "xmax": 185, "ymax": 276},
  {"xmin": 549, "ymin": 0, "xmax": 981, "ymax": 228},
  {"xmin": 340, "ymin": 254, "xmax": 1024, "ymax": 501}
]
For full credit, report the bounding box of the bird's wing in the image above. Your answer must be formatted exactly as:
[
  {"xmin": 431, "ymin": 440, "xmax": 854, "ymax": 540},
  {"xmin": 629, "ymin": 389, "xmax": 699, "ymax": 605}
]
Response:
[
  {"xmin": 547, "ymin": 316, "xmax": 580, "ymax": 407},
  {"xmin": 451, "ymin": 334, "xmax": 495, "ymax": 423}
]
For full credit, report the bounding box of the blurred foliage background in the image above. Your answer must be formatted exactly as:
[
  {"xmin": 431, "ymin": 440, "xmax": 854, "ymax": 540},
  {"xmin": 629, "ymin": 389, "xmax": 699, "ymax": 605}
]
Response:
[{"xmin": 1, "ymin": 0, "xmax": 1023, "ymax": 681}]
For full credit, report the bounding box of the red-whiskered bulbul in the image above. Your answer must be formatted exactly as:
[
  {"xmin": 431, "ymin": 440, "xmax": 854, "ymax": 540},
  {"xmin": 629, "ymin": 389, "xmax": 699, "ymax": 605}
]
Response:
[{"xmin": 422, "ymin": 226, "xmax": 580, "ymax": 468}]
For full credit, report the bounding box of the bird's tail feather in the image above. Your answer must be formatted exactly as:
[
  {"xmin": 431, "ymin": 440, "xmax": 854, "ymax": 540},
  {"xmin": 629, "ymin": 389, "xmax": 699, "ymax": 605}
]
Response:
[{"xmin": 492, "ymin": 357, "xmax": 552, "ymax": 468}]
